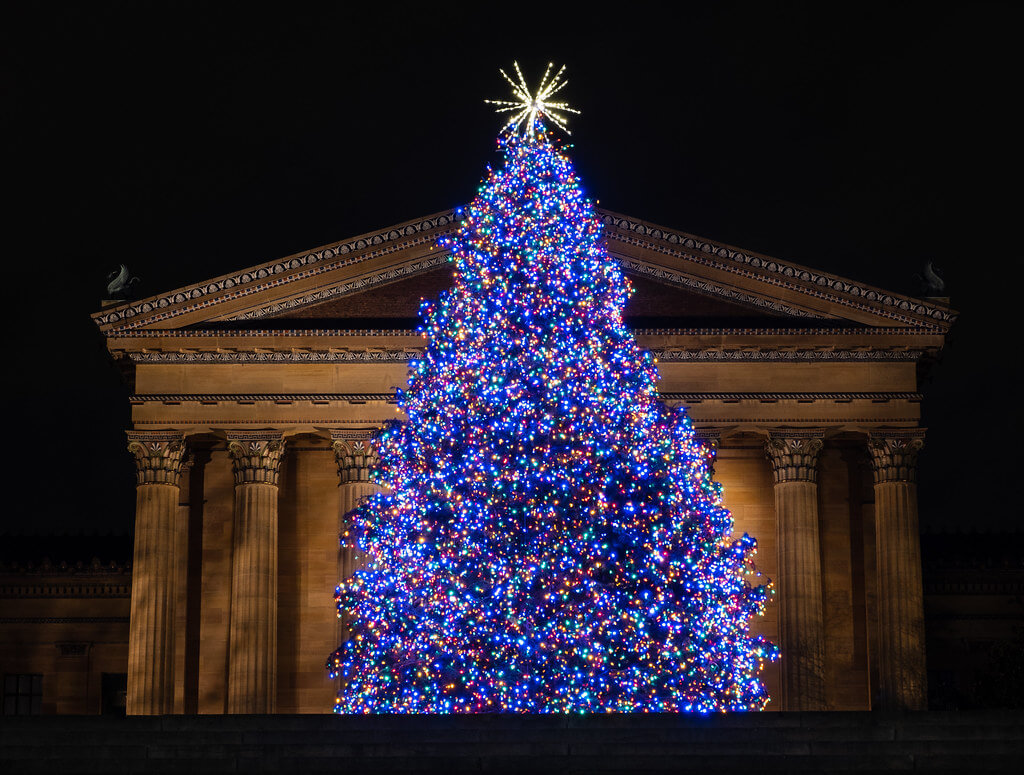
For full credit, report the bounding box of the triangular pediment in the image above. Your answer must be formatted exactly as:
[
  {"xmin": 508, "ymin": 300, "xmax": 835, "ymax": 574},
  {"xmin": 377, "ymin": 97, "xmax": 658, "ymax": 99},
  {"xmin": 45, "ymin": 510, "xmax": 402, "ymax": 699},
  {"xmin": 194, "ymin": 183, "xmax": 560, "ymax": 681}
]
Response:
[
  {"xmin": 92, "ymin": 209, "xmax": 956, "ymax": 334},
  {"xmin": 253, "ymin": 266, "xmax": 793, "ymax": 330}
]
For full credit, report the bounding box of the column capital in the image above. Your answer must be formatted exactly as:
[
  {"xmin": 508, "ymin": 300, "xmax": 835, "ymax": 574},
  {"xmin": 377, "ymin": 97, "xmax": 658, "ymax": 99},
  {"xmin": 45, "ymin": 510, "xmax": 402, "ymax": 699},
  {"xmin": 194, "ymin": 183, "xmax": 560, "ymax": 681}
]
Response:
[
  {"xmin": 868, "ymin": 429, "xmax": 926, "ymax": 484},
  {"xmin": 226, "ymin": 431, "xmax": 286, "ymax": 486},
  {"xmin": 331, "ymin": 437, "xmax": 380, "ymax": 484},
  {"xmin": 694, "ymin": 428, "xmax": 721, "ymax": 477},
  {"xmin": 765, "ymin": 431, "xmax": 825, "ymax": 483},
  {"xmin": 127, "ymin": 431, "xmax": 186, "ymax": 486}
]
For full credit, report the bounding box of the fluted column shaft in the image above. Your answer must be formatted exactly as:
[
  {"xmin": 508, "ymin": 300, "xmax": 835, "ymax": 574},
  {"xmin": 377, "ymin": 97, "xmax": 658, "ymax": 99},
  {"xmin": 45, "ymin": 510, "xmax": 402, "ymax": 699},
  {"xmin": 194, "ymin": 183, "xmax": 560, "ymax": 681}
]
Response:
[
  {"xmin": 869, "ymin": 431, "xmax": 927, "ymax": 710},
  {"xmin": 126, "ymin": 432, "xmax": 185, "ymax": 715},
  {"xmin": 226, "ymin": 434, "xmax": 285, "ymax": 714},
  {"xmin": 332, "ymin": 436, "xmax": 382, "ymax": 643},
  {"xmin": 766, "ymin": 433, "xmax": 826, "ymax": 710}
]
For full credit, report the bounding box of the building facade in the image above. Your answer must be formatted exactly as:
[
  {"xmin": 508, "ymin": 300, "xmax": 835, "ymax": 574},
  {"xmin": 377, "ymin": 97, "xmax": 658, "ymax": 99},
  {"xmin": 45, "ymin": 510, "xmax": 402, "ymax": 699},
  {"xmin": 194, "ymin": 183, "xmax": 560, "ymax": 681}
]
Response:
[{"xmin": 8, "ymin": 209, "xmax": 961, "ymax": 714}]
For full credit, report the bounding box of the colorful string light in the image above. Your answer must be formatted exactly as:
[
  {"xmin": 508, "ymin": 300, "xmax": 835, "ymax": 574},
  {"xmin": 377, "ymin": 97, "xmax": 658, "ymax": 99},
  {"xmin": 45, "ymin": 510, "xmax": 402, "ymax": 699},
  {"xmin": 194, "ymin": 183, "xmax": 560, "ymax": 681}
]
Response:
[{"xmin": 327, "ymin": 111, "xmax": 778, "ymax": 714}]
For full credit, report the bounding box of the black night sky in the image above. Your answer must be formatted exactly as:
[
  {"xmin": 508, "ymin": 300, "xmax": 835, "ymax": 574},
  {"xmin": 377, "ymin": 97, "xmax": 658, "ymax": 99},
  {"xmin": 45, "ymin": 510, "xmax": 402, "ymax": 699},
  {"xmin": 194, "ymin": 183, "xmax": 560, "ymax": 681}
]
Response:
[{"xmin": 3, "ymin": 4, "xmax": 1019, "ymax": 541}]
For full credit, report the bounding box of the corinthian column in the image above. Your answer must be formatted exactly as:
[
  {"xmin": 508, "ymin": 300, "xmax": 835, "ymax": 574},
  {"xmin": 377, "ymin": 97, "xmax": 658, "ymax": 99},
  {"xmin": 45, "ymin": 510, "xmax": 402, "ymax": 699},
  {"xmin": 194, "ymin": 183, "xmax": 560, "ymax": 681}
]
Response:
[
  {"xmin": 126, "ymin": 431, "xmax": 185, "ymax": 715},
  {"xmin": 765, "ymin": 432, "xmax": 826, "ymax": 710},
  {"xmin": 331, "ymin": 434, "xmax": 382, "ymax": 642},
  {"xmin": 226, "ymin": 432, "xmax": 286, "ymax": 714},
  {"xmin": 868, "ymin": 430, "xmax": 927, "ymax": 710}
]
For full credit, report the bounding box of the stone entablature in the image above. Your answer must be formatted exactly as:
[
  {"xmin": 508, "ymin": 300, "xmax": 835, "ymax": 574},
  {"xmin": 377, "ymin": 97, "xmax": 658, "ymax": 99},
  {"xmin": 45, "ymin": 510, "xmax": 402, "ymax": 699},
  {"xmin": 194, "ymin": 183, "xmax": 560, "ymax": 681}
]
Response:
[{"xmin": 0, "ymin": 562, "xmax": 131, "ymax": 598}]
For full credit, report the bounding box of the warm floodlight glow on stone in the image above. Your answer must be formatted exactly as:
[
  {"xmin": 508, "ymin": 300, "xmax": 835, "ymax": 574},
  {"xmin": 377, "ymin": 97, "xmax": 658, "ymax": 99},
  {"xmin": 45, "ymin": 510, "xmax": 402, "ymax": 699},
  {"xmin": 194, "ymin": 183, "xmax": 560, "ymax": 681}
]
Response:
[{"xmin": 485, "ymin": 61, "xmax": 580, "ymax": 136}]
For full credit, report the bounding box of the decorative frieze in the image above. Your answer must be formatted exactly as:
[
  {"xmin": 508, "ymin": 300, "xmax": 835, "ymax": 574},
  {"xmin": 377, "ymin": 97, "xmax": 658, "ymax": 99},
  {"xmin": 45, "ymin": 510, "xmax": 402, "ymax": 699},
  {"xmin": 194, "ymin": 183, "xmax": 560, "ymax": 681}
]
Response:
[
  {"xmin": 126, "ymin": 432, "xmax": 186, "ymax": 486},
  {"xmin": 0, "ymin": 616, "xmax": 129, "ymax": 624},
  {"xmin": 868, "ymin": 430, "xmax": 926, "ymax": 484},
  {"xmin": 651, "ymin": 349, "xmax": 923, "ymax": 362},
  {"xmin": 764, "ymin": 433, "xmax": 825, "ymax": 484},
  {"xmin": 0, "ymin": 557, "xmax": 132, "ymax": 599},
  {"xmin": 125, "ymin": 348, "xmax": 926, "ymax": 364},
  {"xmin": 127, "ymin": 390, "xmax": 919, "ymax": 403},
  {"xmin": 130, "ymin": 393, "xmax": 395, "ymax": 403},
  {"xmin": 128, "ymin": 350, "xmax": 419, "ymax": 363},
  {"xmin": 107, "ymin": 324, "xmax": 936, "ymax": 339},
  {"xmin": 227, "ymin": 433, "xmax": 287, "ymax": 485},
  {"xmin": 660, "ymin": 392, "xmax": 922, "ymax": 401}
]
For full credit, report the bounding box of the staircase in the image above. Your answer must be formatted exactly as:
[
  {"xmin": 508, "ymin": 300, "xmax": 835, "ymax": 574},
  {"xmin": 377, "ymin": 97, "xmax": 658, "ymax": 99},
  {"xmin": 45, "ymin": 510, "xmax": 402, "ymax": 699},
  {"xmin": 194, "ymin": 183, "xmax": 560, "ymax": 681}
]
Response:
[{"xmin": 2, "ymin": 711, "xmax": 1022, "ymax": 773}]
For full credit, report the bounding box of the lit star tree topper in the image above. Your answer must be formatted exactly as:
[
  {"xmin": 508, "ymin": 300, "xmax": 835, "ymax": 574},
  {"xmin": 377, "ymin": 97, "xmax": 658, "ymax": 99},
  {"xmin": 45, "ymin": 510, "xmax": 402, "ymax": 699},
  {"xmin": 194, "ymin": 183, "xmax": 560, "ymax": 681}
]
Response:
[
  {"xmin": 327, "ymin": 63, "xmax": 778, "ymax": 713},
  {"xmin": 484, "ymin": 61, "xmax": 580, "ymax": 136}
]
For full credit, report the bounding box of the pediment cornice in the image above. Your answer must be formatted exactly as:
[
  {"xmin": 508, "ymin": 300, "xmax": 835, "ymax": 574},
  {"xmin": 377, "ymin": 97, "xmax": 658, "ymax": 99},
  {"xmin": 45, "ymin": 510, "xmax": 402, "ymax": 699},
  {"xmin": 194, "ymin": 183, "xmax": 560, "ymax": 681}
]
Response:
[
  {"xmin": 92, "ymin": 210, "xmax": 460, "ymax": 332},
  {"xmin": 92, "ymin": 208, "xmax": 957, "ymax": 334},
  {"xmin": 600, "ymin": 212, "xmax": 954, "ymax": 329}
]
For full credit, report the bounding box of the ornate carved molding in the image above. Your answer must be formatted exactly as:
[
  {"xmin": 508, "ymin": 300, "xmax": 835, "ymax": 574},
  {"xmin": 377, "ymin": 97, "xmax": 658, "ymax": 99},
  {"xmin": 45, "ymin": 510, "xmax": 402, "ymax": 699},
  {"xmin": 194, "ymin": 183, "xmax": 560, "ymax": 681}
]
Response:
[
  {"xmin": 126, "ymin": 431, "xmax": 186, "ymax": 486},
  {"xmin": 0, "ymin": 559, "xmax": 132, "ymax": 598},
  {"xmin": 129, "ymin": 391, "xmax": 921, "ymax": 404},
  {"xmin": 661, "ymin": 392, "xmax": 921, "ymax": 401},
  {"xmin": 226, "ymin": 432, "xmax": 287, "ymax": 486},
  {"xmin": 126, "ymin": 348, "xmax": 924, "ymax": 364},
  {"xmin": 0, "ymin": 616, "xmax": 129, "ymax": 624},
  {"xmin": 651, "ymin": 349, "xmax": 923, "ymax": 362},
  {"xmin": 130, "ymin": 393, "xmax": 395, "ymax": 403},
  {"xmin": 602, "ymin": 213, "xmax": 956, "ymax": 328},
  {"xmin": 93, "ymin": 212, "xmax": 461, "ymax": 330},
  {"xmin": 0, "ymin": 581, "xmax": 131, "ymax": 598},
  {"xmin": 128, "ymin": 350, "xmax": 418, "ymax": 363},
  {"xmin": 329, "ymin": 428, "xmax": 382, "ymax": 441},
  {"xmin": 636, "ymin": 327, "xmax": 936, "ymax": 337},
  {"xmin": 94, "ymin": 208, "xmax": 955, "ymax": 333},
  {"xmin": 226, "ymin": 254, "xmax": 453, "ymax": 321},
  {"xmin": 765, "ymin": 432, "xmax": 825, "ymax": 483},
  {"xmin": 134, "ymin": 416, "xmax": 921, "ymax": 427},
  {"xmin": 868, "ymin": 430, "xmax": 926, "ymax": 484},
  {"xmin": 135, "ymin": 418, "xmax": 395, "ymax": 426},
  {"xmin": 107, "ymin": 325, "xmax": 936, "ymax": 339},
  {"xmin": 110, "ymin": 328, "xmax": 420, "ymax": 338},
  {"xmin": 618, "ymin": 257, "xmax": 821, "ymax": 319},
  {"xmin": 331, "ymin": 438, "xmax": 380, "ymax": 484}
]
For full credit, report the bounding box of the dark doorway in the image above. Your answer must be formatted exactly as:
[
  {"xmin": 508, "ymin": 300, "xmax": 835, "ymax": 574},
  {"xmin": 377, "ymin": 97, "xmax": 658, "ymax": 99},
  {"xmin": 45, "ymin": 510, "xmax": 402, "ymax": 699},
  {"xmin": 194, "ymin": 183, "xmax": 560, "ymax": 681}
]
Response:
[{"xmin": 101, "ymin": 673, "xmax": 127, "ymax": 716}]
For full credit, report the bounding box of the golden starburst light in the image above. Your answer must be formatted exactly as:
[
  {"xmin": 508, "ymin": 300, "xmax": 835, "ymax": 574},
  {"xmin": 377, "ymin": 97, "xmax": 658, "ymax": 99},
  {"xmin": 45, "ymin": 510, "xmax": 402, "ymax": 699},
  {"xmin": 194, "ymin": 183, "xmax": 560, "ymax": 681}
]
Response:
[{"xmin": 485, "ymin": 61, "xmax": 580, "ymax": 136}]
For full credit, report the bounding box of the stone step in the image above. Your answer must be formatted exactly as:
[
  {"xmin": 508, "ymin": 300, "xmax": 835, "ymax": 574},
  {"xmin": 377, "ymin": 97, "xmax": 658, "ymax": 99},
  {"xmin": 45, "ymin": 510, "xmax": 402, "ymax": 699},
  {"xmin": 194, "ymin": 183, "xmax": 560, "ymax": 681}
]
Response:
[
  {"xmin": 1, "ymin": 712, "xmax": 1022, "ymax": 774},
  {"xmin": 3, "ymin": 754, "xmax": 1024, "ymax": 775}
]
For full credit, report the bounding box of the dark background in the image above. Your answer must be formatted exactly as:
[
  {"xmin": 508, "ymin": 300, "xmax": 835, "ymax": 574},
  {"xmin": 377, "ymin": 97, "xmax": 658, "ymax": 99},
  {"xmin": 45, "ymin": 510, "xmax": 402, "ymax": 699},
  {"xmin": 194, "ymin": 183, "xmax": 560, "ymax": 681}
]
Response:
[{"xmin": 3, "ymin": 3, "xmax": 1018, "ymax": 541}]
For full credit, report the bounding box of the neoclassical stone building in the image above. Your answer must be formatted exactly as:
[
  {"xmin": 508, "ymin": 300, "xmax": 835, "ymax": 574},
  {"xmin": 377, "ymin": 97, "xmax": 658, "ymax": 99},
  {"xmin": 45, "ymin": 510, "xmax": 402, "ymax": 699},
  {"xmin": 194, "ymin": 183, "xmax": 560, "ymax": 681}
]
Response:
[{"xmin": 85, "ymin": 209, "xmax": 955, "ymax": 714}]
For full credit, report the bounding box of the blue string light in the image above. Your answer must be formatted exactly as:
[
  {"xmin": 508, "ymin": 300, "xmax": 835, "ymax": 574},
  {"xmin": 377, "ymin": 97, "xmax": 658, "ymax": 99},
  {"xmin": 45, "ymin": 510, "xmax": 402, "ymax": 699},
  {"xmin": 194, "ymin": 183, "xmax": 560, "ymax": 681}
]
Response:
[{"xmin": 327, "ymin": 120, "xmax": 778, "ymax": 713}]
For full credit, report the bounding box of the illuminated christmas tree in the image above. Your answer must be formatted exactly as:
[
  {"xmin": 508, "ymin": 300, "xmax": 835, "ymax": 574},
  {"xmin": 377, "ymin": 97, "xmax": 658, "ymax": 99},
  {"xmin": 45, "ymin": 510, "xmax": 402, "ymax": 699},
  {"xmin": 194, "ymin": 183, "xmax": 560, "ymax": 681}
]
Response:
[{"xmin": 328, "ymin": 64, "xmax": 778, "ymax": 713}]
